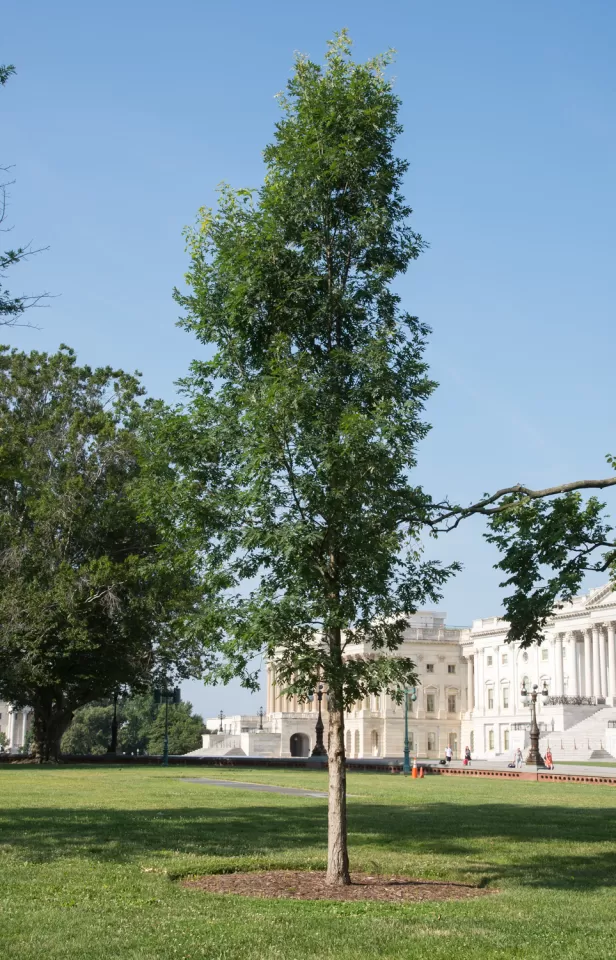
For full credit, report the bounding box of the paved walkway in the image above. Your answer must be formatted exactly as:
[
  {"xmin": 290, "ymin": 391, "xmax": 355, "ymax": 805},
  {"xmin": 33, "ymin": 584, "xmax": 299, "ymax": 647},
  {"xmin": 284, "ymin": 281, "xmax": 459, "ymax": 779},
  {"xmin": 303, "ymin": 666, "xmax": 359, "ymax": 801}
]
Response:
[
  {"xmin": 183, "ymin": 777, "xmax": 327, "ymax": 798},
  {"xmin": 429, "ymin": 759, "xmax": 616, "ymax": 778}
]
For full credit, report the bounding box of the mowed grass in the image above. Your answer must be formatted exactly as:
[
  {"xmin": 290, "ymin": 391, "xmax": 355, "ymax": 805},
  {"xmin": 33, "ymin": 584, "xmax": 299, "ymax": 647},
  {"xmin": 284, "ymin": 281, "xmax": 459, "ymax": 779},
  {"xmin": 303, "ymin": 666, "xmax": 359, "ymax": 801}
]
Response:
[{"xmin": 0, "ymin": 766, "xmax": 615, "ymax": 959}]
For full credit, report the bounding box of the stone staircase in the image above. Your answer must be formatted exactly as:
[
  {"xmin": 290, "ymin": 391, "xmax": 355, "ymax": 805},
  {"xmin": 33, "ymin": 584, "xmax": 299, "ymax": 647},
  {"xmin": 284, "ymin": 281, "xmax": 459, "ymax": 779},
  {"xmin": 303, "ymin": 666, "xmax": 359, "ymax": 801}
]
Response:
[
  {"xmin": 184, "ymin": 735, "xmax": 245, "ymax": 758},
  {"xmin": 539, "ymin": 706, "xmax": 616, "ymax": 761}
]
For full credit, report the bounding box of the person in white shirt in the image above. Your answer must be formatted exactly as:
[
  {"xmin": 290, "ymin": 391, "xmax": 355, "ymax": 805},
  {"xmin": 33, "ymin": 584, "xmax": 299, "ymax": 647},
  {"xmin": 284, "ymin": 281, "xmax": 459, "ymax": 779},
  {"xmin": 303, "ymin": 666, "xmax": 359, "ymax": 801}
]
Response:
[{"xmin": 445, "ymin": 745, "xmax": 453, "ymax": 763}]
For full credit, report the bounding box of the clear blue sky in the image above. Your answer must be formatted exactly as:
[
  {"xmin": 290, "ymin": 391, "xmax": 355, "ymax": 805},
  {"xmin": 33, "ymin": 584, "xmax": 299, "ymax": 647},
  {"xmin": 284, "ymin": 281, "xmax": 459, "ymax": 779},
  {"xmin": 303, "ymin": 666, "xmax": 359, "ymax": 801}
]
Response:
[{"xmin": 3, "ymin": 1, "xmax": 615, "ymax": 719}]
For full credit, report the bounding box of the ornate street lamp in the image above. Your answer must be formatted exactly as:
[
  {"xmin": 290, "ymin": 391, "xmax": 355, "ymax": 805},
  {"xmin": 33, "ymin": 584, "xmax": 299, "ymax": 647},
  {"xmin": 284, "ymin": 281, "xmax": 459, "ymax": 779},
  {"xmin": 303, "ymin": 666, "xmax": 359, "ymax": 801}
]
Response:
[
  {"xmin": 258, "ymin": 706, "xmax": 264, "ymax": 730},
  {"xmin": 218, "ymin": 710, "xmax": 225, "ymax": 733},
  {"xmin": 403, "ymin": 687, "xmax": 418, "ymax": 775},
  {"xmin": 520, "ymin": 680, "xmax": 548, "ymax": 766},
  {"xmin": 308, "ymin": 684, "xmax": 327, "ymax": 757},
  {"xmin": 153, "ymin": 684, "xmax": 181, "ymax": 766}
]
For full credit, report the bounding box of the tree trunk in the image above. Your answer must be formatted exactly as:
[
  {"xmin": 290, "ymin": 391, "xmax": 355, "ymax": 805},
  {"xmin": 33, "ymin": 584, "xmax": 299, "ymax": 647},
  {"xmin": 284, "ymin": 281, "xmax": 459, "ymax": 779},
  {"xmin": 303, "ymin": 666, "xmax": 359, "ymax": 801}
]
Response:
[
  {"xmin": 32, "ymin": 695, "xmax": 74, "ymax": 762},
  {"xmin": 326, "ymin": 687, "xmax": 350, "ymax": 885}
]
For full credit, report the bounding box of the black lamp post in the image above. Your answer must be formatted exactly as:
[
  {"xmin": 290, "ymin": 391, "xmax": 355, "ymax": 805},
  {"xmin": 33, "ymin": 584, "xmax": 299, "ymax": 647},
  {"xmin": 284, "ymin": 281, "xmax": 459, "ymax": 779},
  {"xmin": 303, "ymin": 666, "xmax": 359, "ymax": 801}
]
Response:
[
  {"xmin": 258, "ymin": 706, "xmax": 264, "ymax": 730},
  {"xmin": 308, "ymin": 684, "xmax": 327, "ymax": 757},
  {"xmin": 153, "ymin": 684, "xmax": 181, "ymax": 766},
  {"xmin": 521, "ymin": 681, "xmax": 548, "ymax": 767},
  {"xmin": 403, "ymin": 687, "xmax": 418, "ymax": 775},
  {"xmin": 218, "ymin": 710, "xmax": 225, "ymax": 733}
]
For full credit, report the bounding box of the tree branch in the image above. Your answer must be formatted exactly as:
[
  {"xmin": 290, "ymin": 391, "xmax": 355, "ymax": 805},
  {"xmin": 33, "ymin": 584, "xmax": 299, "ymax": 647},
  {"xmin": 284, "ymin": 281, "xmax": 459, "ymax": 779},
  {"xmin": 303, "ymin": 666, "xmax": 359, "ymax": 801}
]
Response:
[{"xmin": 424, "ymin": 478, "xmax": 616, "ymax": 532}]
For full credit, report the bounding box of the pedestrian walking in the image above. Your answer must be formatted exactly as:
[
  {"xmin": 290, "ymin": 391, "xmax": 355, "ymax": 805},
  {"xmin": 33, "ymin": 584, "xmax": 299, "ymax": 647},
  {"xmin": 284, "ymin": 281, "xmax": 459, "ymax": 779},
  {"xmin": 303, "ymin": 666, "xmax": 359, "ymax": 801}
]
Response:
[
  {"xmin": 445, "ymin": 745, "xmax": 453, "ymax": 764},
  {"xmin": 515, "ymin": 747, "xmax": 523, "ymax": 769}
]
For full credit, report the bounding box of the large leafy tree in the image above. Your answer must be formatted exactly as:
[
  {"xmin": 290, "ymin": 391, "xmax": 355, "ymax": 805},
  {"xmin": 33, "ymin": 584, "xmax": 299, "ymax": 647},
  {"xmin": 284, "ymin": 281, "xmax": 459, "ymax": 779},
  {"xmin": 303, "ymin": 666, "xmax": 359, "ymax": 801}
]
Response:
[{"xmin": 0, "ymin": 346, "xmax": 204, "ymax": 759}]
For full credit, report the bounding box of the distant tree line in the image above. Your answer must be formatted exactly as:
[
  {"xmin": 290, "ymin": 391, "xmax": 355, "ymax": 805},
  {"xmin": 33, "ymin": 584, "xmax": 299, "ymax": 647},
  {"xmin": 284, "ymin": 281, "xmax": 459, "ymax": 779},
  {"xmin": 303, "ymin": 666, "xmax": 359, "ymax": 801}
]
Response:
[{"xmin": 59, "ymin": 695, "xmax": 206, "ymax": 757}]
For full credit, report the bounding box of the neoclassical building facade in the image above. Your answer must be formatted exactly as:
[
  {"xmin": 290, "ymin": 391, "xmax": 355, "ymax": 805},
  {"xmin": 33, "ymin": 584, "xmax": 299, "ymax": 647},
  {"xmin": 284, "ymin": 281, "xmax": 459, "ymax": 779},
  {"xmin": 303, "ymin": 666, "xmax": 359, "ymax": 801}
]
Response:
[
  {"xmin": 0, "ymin": 704, "xmax": 32, "ymax": 753},
  {"xmin": 201, "ymin": 582, "xmax": 616, "ymax": 761}
]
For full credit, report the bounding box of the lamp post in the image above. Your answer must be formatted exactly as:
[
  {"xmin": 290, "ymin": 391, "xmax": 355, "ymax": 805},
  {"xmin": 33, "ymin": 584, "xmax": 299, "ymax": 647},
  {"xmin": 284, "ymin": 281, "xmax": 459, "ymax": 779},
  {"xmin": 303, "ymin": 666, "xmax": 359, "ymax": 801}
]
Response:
[
  {"xmin": 308, "ymin": 684, "xmax": 327, "ymax": 757},
  {"xmin": 218, "ymin": 710, "xmax": 225, "ymax": 733},
  {"xmin": 403, "ymin": 687, "xmax": 418, "ymax": 775},
  {"xmin": 153, "ymin": 684, "xmax": 181, "ymax": 766},
  {"xmin": 258, "ymin": 706, "xmax": 264, "ymax": 730},
  {"xmin": 521, "ymin": 681, "xmax": 548, "ymax": 767}
]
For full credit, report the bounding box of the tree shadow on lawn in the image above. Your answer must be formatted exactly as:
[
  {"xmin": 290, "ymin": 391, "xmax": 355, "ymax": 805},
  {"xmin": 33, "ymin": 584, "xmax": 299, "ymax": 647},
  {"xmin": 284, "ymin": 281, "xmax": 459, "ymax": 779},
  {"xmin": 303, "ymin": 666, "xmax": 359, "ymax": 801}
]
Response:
[{"xmin": 1, "ymin": 801, "xmax": 614, "ymax": 891}]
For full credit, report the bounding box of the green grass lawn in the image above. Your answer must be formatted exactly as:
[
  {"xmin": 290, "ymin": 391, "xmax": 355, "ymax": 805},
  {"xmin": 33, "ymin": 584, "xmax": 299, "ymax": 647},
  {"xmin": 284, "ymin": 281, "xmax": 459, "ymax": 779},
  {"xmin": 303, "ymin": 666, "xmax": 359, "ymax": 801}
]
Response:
[{"xmin": 0, "ymin": 765, "xmax": 615, "ymax": 959}]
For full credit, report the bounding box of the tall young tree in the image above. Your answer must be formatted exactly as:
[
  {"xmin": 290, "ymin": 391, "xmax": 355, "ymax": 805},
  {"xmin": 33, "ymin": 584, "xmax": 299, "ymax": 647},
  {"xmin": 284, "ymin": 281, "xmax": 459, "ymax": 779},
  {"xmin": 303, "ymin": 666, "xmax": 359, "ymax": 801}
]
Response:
[
  {"xmin": 0, "ymin": 346, "xmax": 204, "ymax": 759},
  {"xmin": 176, "ymin": 33, "xmax": 459, "ymax": 885}
]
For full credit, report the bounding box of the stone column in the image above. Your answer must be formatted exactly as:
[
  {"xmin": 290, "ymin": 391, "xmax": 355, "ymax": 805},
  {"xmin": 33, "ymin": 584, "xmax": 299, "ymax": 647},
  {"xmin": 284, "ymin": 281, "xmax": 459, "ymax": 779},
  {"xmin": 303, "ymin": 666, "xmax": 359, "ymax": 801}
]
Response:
[
  {"xmin": 467, "ymin": 655, "xmax": 474, "ymax": 714},
  {"xmin": 598, "ymin": 624, "xmax": 608, "ymax": 699},
  {"xmin": 583, "ymin": 627, "xmax": 592, "ymax": 697},
  {"xmin": 592, "ymin": 624, "xmax": 601, "ymax": 699},
  {"xmin": 477, "ymin": 649, "xmax": 484, "ymax": 715},
  {"xmin": 567, "ymin": 632, "xmax": 579, "ymax": 696},
  {"xmin": 8, "ymin": 707, "xmax": 20, "ymax": 753},
  {"xmin": 554, "ymin": 633, "xmax": 564, "ymax": 696},
  {"xmin": 607, "ymin": 622, "xmax": 616, "ymax": 706},
  {"xmin": 6, "ymin": 708, "xmax": 15, "ymax": 753}
]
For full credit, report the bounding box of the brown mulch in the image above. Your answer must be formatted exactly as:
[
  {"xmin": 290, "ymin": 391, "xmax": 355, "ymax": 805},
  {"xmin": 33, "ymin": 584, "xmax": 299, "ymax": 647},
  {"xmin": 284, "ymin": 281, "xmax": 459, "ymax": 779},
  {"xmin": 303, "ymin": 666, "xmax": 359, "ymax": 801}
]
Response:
[{"xmin": 182, "ymin": 870, "xmax": 494, "ymax": 903}]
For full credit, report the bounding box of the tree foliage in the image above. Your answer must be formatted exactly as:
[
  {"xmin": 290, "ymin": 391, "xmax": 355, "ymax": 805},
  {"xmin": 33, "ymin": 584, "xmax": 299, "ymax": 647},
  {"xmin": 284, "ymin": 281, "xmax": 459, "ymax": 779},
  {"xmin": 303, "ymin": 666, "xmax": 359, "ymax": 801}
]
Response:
[
  {"xmin": 485, "ymin": 473, "xmax": 616, "ymax": 647},
  {"xmin": 0, "ymin": 346, "xmax": 204, "ymax": 759},
  {"xmin": 174, "ymin": 32, "xmax": 459, "ymax": 883},
  {"xmin": 60, "ymin": 695, "xmax": 204, "ymax": 756}
]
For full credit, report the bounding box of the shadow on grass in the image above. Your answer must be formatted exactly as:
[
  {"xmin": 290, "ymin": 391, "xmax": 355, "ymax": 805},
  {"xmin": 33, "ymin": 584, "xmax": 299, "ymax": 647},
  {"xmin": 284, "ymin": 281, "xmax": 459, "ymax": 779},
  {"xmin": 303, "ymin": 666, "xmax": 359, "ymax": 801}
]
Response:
[{"xmin": 1, "ymin": 800, "xmax": 614, "ymax": 891}]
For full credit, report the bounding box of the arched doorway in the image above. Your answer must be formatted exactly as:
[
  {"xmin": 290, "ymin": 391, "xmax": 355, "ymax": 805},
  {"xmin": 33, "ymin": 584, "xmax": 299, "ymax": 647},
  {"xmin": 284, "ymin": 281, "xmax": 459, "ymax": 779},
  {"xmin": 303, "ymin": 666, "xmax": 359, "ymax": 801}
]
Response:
[{"xmin": 290, "ymin": 733, "xmax": 310, "ymax": 757}]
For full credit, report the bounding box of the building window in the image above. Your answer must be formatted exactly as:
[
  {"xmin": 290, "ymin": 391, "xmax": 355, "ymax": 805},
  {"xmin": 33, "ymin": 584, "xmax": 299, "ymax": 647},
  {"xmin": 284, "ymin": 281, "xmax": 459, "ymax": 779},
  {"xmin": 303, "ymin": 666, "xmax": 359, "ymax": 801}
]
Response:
[
  {"xmin": 487, "ymin": 688, "xmax": 494, "ymax": 710},
  {"xmin": 447, "ymin": 694, "xmax": 456, "ymax": 713},
  {"xmin": 426, "ymin": 663, "xmax": 435, "ymax": 673},
  {"xmin": 470, "ymin": 731, "xmax": 475, "ymax": 753},
  {"xmin": 503, "ymin": 729, "xmax": 510, "ymax": 750},
  {"xmin": 371, "ymin": 730, "xmax": 379, "ymax": 757},
  {"xmin": 502, "ymin": 687, "xmax": 509, "ymax": 709},
  {"xmin": 501, "ymin": 652, "xmax": 508, "ymax": 665},
  {"xmin": 448, "ymin": 664, "xmax": 456, "ymax": 674},
  {"xmin": 427, "ymin": 732, "xmax": 436, "ymax": 752},
  {"xmin": 486, "ymin": 655, "xmax": 493, "ymax": 667},
  {"xmin": 345, "ymin": 730, "xmax": 351, "ymax": 756},
  {"xmin": 541, "ymin": 648, "xmax": 549, "ymax": 661},
  {"xmin": 426, "ymin": 694, "xmax": 436, "ymax": 714},
  {"xmin": 488, "ymin": 729, "xmax": 495, "ymax": 750},
  {"xmin": 522, "ymin": 651, "xmax": 529, "ymax": 662},
  {"xmin": 409, "ymin": 732, "xmax": 414, "ymax": 752},
  {"xmin": 354, "ymin": 730, "xmax": 360, "ymax": 758}
]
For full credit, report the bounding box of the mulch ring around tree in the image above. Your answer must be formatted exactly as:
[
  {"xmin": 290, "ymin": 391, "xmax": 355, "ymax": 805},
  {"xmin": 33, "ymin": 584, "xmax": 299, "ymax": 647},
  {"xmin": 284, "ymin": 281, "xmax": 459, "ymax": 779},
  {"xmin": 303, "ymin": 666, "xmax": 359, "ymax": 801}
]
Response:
[{"xmin": 182, "ymin": 870, "xmax": 495, "ymax": 903}]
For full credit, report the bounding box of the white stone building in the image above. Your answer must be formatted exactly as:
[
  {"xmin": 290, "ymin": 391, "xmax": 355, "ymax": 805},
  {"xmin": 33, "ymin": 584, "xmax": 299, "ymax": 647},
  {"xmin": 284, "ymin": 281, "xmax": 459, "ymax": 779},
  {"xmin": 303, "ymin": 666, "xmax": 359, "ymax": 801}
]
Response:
[
  {"xmin": 190, "ymin": 583, "xmax": 616, "ymax": 762},
  {"xmin": 0, "ymin": 704, "xmax": 32, "ymax": 753}
]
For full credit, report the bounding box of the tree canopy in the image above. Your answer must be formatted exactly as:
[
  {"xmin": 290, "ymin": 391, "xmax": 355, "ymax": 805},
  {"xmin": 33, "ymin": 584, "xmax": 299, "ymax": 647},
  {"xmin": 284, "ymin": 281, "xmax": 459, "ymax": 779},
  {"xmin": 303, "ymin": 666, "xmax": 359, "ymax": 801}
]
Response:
[{"xmin": 0, "ymin": 346, "xmax": 204, "ymax": 759}]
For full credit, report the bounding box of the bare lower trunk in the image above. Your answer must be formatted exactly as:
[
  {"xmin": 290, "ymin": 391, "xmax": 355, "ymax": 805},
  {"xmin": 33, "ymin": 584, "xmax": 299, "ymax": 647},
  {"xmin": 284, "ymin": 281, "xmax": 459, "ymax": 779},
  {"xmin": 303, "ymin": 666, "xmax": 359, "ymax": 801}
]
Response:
[
  {"xmin": 326, "ymin": 698, "xmax": 350, "ymax": 885},
  {"xmin": 32, "ymin": 694, "xmax": 74, "ymax": 762}
]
